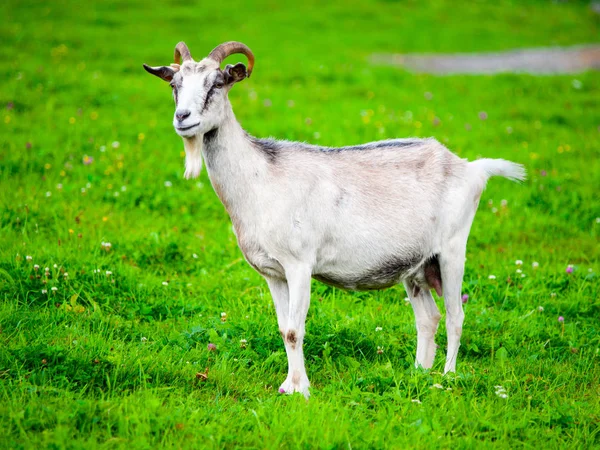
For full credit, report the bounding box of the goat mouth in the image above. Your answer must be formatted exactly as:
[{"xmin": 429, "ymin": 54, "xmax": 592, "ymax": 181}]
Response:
[{"xmin": 175, "ymin": 122, "xmax": 200, "ymax": 132}]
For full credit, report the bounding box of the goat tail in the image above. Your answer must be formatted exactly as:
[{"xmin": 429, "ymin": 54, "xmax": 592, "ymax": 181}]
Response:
[{"xmin": 470, "ymin": 158, "xmax": 526, "ymax": 183}]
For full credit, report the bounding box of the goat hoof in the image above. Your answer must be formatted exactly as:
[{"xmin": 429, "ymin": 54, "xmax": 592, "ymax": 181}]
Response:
[{"xmin": 278, "ymin": 372, "xmax": 310, "ymax": 399}]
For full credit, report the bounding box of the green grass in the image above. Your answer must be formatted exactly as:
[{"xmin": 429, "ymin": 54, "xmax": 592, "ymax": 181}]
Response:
[{"xmin": 1, "ymin": 0, "xmax": 599, "ymax": 448}]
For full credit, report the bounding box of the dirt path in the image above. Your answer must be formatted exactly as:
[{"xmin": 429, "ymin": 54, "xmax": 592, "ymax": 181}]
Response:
[{"xmin": 370, "ymin": 45, "xmax": 600, "ymax": 74}]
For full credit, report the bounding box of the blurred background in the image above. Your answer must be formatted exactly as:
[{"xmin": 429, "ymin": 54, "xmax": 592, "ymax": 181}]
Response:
[{"xmin": 0, "ymin": 1, "xmax": 598, "ymax": 447}]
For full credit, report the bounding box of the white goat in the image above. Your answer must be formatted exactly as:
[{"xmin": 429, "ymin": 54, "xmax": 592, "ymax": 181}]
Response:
[{"xmin": 144, "ymin": 42, "xmax": 525, "ymax": 398}]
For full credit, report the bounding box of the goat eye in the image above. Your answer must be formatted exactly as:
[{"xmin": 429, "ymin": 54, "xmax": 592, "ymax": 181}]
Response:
[{"xmin": 214, "ymin": 82, "xmax": 224, "ymax": 89}]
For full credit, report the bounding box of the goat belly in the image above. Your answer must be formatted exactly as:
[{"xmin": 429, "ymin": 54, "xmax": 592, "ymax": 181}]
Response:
[{"xmin": 313, "ymin": 254, "xmax": 422, "ymax": 291}]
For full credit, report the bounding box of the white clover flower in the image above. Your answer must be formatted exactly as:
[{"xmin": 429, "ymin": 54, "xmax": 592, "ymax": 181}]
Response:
[
  {"xmin": 51, "ymin": 287, "xmax": 58, "ymax": 292},
  {"xmin": 491, "ymin": 207, "xmax": 498, "ymax": 214},
  {"xmin": 46, "ymin": 191, "xmax": 52, "ymax": 197},
  {"xmin": 41, "ymin": 289, "xmax": 47, "ymax": 294},
  {"xmin": 164, "ymin": 181, "xmax": 172, "ymax": 188},
  {"xmin": 63, "ymin": 272, "xmax": 68, "ymax": 278},
  {"xmin": 516, "ymin": 269, "xmax": 522, "ymax": 274},
  {"xmin": 500, "ymin": 199, "xmax": 508, "ymax": 207},
  {"xmin": 375, "ymin": 326, "xmax": 383, "ymax": 332},
  {"xmin": 105, "ymin": 270, "xmax": 112, "ymax": 276},
  {"xmin": 112, "ymin": 141, "xmax": 120, "ymax": 148},
  {"xmin": 488, "ymin": 275, "xmax": 496, "ymax": 280},
  {"xmin": 141, "ymin": 337, "xmax": 147, "ymax": 342},
  {"xmin": 532, "ymin": 261, "xmax": 539, "ymax": 269},
  {"xmin": 431, "ymin": 383, "xmax": 444, "ymax": 389},
  {"xmin": 494, "ymin": 385, "xmax": 508, "ymax": 398},
  {"xmin": 515, "ymin": 260, "xmax": 523, "ymax": 266},
  {"xmin": 537, "ymin": 306, "xmax": 544, "ymax": 312},
  {"xmin": 411, "ymin": 399, "xmax": 422, "ymax": 404},
  {"xmin": 34, "ymin": 264, "xmax": 40, "ymax": 271},
  {"xmin": 162, "ymin": 281, "xmax": 169, "ymax": 286},
  {"xmin": 192, "ymin": 253, "xmax": 198, "ymax": 259},
  {"xmin": 26, "ymin": 255, "xmax": 33, "ymax": 261}
]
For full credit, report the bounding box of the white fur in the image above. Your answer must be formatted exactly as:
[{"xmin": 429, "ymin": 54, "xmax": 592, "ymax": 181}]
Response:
[{"xmin": 147, "ymin": 53, "xmax": 526, "ymax": 398}]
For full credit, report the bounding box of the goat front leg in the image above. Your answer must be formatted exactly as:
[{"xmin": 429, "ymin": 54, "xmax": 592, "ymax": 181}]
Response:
[
  {"xmin": 265, "ymin": 277, "xmax": 289, "ymax": 340},
  {"xmin": 276, "ymin": 264, "xmax": 312, "ymax": 398}
]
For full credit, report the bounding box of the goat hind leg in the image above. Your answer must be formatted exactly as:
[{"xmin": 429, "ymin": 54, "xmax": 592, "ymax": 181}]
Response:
[
  {"xmin": 404, "ymin": 281, "xmax": 441, "ymax": 369},
  {"xmin": 440, "ymin": 245, "xmax": 467, "ymax": 374}
]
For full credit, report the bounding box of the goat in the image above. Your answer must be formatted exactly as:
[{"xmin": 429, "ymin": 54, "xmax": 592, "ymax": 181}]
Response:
[{"xmin": 143, "ymin": 41, "xmax": 525, "ymax": 398}]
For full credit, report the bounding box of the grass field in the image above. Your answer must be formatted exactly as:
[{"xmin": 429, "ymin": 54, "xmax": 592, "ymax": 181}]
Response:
[{"xmin": 1, "ymin": 0, "xmax": 599, "ymax": 448}]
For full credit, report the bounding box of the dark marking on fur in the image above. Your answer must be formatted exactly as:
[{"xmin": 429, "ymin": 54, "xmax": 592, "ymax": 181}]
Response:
[
  {"xmin": 337, "ymin": 139, "xmax": 422, "ymax": 152},
  {"xmin": 314, "ymin": 254, "xmax": 422, "ymax": 291},
  {"xmin": 201, "ymin": 86, "xmax": 217, "ymax": 113},
  {"xmin": 412, "ymin": 283, "xmax": 421, "ymax": 298},
  {"xmin": 442, "ymin": 152, "xmax": 454, "ymax": 178},
  {"xmin": 286, "ymin": 330, "xmax": 297, "ymax": 349},
  {"xmin": 203, "ymin": 127, "xmax": 219, "ymax": 146},
  {"xmin": 424, "ymin": 255, "xmax": 443, "ymax": 297},
  {"xmin": 247, "ymin": 135, "xmax": 280, "ymax": 163},
  {"xmin": 416, "ymin": 160, "xmax": 426, "ymax": 170},
  {"xmin": 443, "ymin": 164, "xmax": 453, "ymax": 177},
  {"xmin": 335, "ymin": 188, "xmax": 348, "ymax": 207}
]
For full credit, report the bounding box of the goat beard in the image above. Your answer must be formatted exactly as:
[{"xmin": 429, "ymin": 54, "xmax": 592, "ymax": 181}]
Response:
[{"xmin": 183, "ymin": 135, "xmax": 203, "ymax": 179}]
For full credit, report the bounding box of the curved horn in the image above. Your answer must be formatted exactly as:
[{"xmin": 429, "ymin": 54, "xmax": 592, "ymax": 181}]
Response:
[
  {"xmin": 208, "ymin": 41, "xmax": 255, "ymax": 77},
  {"xmin": 174, "ymin": 42, "xmax": 192, "ymax": 65}
]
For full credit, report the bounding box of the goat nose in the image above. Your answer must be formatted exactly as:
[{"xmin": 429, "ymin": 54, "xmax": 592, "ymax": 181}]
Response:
[{"xmin": 175, "ymin": 110, "xmax": 191, "ymax": 122}]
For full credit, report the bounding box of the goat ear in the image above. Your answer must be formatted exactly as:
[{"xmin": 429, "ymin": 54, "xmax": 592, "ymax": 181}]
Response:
[
  {"xmin": 143, "ymin": 64, "xmax": 176, "ymax": 82},
  {"xmin": 223, "ymin": 63, "xmax": 248, "ymax": 85}
]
